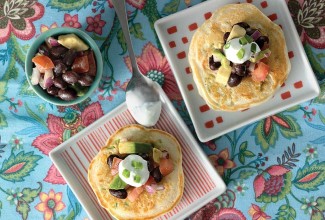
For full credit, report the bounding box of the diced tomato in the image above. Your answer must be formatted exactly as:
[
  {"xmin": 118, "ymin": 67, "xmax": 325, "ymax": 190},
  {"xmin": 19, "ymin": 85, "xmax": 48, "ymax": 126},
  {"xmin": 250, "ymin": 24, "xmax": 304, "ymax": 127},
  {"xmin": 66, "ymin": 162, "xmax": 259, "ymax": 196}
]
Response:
[
  {"xmin": 127, "ymin": 186, "xmax": 144, "ymax": 202},
  {"xmin": 159, "ymin": 158, "xmax": 174, "ymax": 176},
  {"xmin": 72, "ymin": 55, "xmax": 89, "ymax": 73},
  {"xmin": 32, "ymin": 55, "xmax": 54, "ymax": 71},
  {"xmin": 252, "ymin": 62, "xmax": 269, "ymax": 82},
  {"xmin": 110, "ymin": 157, "xmax": 122, "ymax": 175},
  {"xmin": 144, "ymin": 176, "xmax": 156, "ymax": 186}
]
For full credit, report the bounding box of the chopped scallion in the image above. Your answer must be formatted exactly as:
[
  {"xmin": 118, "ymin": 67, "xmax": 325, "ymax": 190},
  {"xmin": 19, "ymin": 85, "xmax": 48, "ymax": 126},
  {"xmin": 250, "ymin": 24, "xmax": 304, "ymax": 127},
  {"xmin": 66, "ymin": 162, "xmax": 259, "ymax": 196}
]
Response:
[
  {"xmin": 239, "ymin": 37, "xmax": 248, "ymax": 45},
  {"xmin": 224, "ymin": 42, "xmax": 230, "ymax": 49},
  {"xmin": 134, "ymin": 175, "xmax": 141, "ymax": 183},
  {"xmin": 122, "ymin": 169, "xmax": 130, "ymax": 178},
  {"xmin": 131, "ymin": 160, "xmax": 143, "ymax": 170},
  {"xmin": 236, "ymin": 48, "xmax": 245, "ymax": 59},
  {"xmin": 251, "ymin": 43, "xmax": 257, "ymax": 53}
]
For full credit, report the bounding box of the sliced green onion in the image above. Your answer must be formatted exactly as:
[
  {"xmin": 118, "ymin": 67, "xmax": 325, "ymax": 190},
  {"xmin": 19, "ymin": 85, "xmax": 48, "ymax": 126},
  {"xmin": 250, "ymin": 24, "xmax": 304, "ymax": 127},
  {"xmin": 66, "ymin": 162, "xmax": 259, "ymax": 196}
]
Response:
[
  {"xmin": 236, "ymin": 48, "xmax": 245, "ymax": 59},
  {"xmin": 122, "ymin": 169, "xmax": 130, "ymax": 178},
  {"xmin": 134, "ymin": 175, "xmax": 141, "ymax": 183},
  {"xmin": 131, "ymin": 160, "xmax": 143, "ymax": 170},
  {"xmin": 224, "ymin": 42, "xmax": 230, "ymax": 49},
  {"xmin": 239, "ymin": 37, "xmax": 248, "ymax": 45},
  {"xmin": 251, "ymin": 43, "xmax": 257, "ymax": 53},
  {"xmin": 245, "ymin": 35, "xmax": 253, "ymax": 43}
]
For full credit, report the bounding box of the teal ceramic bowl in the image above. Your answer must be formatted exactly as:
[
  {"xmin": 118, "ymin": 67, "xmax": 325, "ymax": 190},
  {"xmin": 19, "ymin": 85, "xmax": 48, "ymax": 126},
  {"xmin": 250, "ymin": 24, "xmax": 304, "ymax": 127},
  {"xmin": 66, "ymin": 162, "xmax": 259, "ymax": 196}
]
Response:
[{"xmin": 25, "ymin": 27, "xmax": 103, "ymax": 106}]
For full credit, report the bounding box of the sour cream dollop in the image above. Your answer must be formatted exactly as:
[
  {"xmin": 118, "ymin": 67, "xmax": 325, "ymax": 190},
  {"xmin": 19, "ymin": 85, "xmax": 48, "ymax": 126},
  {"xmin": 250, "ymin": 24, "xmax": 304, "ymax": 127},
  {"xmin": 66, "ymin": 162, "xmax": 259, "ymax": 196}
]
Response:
[
  {"xmin": 223, "ymin": 37, "xmax": 261, "ymax": 64},
  {"xmin": 119, "ymin": 155, "xmax": 150, "ymax": 187},
  {"xmin": 126, "ymin": 88, "xmax": 161, "ymax": 127}
]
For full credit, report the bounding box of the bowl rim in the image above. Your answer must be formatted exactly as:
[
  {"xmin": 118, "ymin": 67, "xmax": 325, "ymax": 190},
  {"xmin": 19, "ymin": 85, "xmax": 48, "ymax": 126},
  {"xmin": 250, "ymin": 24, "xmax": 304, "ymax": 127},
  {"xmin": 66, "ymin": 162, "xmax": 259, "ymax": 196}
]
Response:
[{"xmin": 25, "ymin": 27, "xmax": 103, "ymax": 106}]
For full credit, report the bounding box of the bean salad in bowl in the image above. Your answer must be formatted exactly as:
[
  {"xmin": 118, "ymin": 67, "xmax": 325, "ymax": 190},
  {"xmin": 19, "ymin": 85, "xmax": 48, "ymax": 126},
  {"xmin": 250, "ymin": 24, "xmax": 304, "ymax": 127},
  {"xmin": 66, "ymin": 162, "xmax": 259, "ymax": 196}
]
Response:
[{"xmin": 25, "ymin": 27, "xmax": 103, "ymax": 106}]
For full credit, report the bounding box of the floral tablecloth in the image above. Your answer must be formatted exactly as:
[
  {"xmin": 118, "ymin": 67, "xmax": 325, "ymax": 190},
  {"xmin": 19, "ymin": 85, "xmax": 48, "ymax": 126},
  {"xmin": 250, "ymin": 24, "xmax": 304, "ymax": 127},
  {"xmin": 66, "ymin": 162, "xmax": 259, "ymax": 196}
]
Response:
[{"xmin": 0, "ymin": 0, "xmax": 324, "ymax": 220}]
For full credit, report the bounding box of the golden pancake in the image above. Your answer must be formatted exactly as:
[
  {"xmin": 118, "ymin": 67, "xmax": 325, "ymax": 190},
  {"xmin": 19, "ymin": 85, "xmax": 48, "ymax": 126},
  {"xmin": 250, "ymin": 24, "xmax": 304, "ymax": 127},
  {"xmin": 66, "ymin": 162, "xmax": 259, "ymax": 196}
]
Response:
[
  {"xmin": 88, "ymin": 124, "xmax": 184, "ymax": 220},
  {"xmin": 188, "ymin": 3, "xmax": 291, "ymax": 111}
]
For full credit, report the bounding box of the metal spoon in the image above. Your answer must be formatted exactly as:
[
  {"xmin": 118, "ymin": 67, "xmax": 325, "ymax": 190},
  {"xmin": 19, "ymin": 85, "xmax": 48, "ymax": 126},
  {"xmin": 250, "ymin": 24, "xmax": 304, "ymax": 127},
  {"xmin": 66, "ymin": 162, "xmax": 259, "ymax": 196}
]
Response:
[{"xmin": 111, "ymin": 0, "xmax": 161, "ymax": 127}]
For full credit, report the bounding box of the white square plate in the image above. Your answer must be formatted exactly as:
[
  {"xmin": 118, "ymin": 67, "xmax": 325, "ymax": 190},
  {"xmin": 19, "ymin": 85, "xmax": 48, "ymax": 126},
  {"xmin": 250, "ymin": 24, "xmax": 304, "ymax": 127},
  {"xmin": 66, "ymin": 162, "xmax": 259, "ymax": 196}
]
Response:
[
  {"xmin": 154, "ymin": 0, "xmax": 320, "ymax": 142},
  {"xmin": 49, "ymin": 87, "xmax": 226, "ymax": 220}
]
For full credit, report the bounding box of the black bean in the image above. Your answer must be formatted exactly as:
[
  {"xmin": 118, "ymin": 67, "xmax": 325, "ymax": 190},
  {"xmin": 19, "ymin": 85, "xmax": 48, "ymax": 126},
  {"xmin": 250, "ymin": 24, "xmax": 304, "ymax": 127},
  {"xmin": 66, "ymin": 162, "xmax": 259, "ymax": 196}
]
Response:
[
  {"xmin": 38, "ymin": 44, "xmax": 50, "ymax": 56},
  {"xmin": 53, "ymin": 60, "xmax": 67, "ymax": 76},
  {"xmin": 228, "ymin": 73, "xmax": 243, "ymax": 87},
  {"xmin": 46, "ymin": 86, "xmax": 60, "ymax": 96},
  {"xmin": 233, "ymin": 64, "xmax": 247, "ymax": 76},
  {"xmin": 62, "ymin": 71, "xmax": 79, "ymax": 84},
  {"xmin": 58, "ymin": 88, "xmax": 77, "ymax": 101},
  {"xmin": 209, "ymin": 56, "xmax": 221, "ymax": 70},
  {"xmin": 63, "ymin": 49, "xmax": 77, "ymax": 66},
  {"xmin": 50, "ymin": 45, "xmax": 68, "ymax": 59},
  {"xmin": 256, "ymin": 36, "xmax": 269, "ymax": 48},
  {"xmin": 109, "ymin": 189, "xmax": 127, "ymax": 199},
  {"xmin": 147, "ymin": 160, "xmax": 154, "ymax": 172},
  {"xmin": 236, "ymin": 22, "xmax": 250, "ymax": 29},
  {"xmin": 223, "ymin": 32, "xmax": 230, "ymax": 43},
  {"xmin": 151, "ymin": 167, "xmax": 162, "ymax": 183},
  {"xmin": 78, "ymin": 74, "xmax": 94, "ymax": 87},
  {"xmin": 107, "ymin": 155, "xmax": 120, "ymax": 168},
  {"xmin": 53, "ymin": 76, "xmax": 68, "ymax": 90},
  {"xmin": 138, "ymin": 153, "xmax": 149, "ymax": 161}
]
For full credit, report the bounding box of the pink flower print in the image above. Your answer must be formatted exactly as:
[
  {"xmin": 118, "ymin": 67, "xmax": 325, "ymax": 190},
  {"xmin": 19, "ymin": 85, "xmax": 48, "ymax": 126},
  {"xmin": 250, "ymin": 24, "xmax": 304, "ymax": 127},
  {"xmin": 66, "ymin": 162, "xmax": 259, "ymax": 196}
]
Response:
[
  {"xmin": 124, "ymin": 43, "xmax": 182, "ymax": 101},
  {"xmin": 32, "ymin": 103, "xmax": 104, "ymax": 184},
  {"xmin": 86, "ymin": 14, "xmax": 106, "ymax": 35},
  {"xmin": 253, "ymin": 165, "xmax": 292, "ymax": 203},
  {"xmin": 62, "ymin": 14, "xmax": 81, "ymax": 28},
  {"xmin": 211, "ymin": 208, "xmax": 246, "ymax": 220},
  {"xmin": 0, "ymin": 1, "xmax": 44, "ymax": 43}
]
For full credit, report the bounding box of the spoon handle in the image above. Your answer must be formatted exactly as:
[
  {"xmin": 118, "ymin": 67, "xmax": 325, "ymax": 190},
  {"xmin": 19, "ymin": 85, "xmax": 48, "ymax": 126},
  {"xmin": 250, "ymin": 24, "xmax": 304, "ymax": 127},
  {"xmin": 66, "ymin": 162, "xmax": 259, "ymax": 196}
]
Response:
[{"xmin": 111, "ymin": 0, "xmax": 139, "ymax": 74}]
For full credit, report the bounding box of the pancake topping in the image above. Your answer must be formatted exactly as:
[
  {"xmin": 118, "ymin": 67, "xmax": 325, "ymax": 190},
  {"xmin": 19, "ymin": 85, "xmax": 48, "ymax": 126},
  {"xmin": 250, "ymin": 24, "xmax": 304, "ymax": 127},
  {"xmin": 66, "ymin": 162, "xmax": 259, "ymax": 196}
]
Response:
[
  {"xmin": 209, "ymin": 22, "xmax": 272, "ymax": 87},
  {"xmin": 107, "ymin": 140, "xmax": 174, "ymax": 202}
]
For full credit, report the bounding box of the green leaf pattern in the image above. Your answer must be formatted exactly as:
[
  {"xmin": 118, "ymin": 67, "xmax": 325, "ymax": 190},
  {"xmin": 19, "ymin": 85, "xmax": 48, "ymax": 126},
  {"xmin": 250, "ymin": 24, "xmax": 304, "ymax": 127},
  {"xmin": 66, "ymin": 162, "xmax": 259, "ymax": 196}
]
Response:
[
  {"xmin": 275, "ymin": 205, "xmax": 296, "ymax": 220},
  {"xmin": 0, "ymin": 152, "xmax": 42, "ymax": 182},
  {"xmin": 293, "ymin": 161, "xmax": 325, "ymax": 191}
]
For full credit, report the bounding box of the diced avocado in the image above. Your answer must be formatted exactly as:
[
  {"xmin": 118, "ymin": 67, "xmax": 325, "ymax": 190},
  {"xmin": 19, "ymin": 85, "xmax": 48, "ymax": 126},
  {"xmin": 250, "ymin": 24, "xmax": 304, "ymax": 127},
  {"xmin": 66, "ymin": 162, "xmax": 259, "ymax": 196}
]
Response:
[
  {"xmin": 118, "ymin": 141, "xmax": 153, "ymax": 154},
  {"xmin": 212, "ymin": 49, "xmax": 226, "ymax": 61},
  {"xmin": 249, "ymin": 48, "xmax": 271, "ymax": 63},
  {"xmin": 215, "ymin": 65, "xmax": 232, "ymax": 86},
  {"xmin": 58, "ymin": 34, "xmax": 89, "ymax": 52},
  {"xmin": 153, "ymin": 148, "xmax": 163, "ymax": 163},
  {"xmin": 212, "ymin": 49, "xmax": 230, "ymax": 66},
  {"xmin": 227, "ymin": 25, "xmax": 246, "ymax": 42},
  {"xmin": 211, "ymin": 50, "xmax": 231, "ymax": 86},
  {"xmin": 109, "ymin": 175, "xmax": 127, "ymax": 190}
]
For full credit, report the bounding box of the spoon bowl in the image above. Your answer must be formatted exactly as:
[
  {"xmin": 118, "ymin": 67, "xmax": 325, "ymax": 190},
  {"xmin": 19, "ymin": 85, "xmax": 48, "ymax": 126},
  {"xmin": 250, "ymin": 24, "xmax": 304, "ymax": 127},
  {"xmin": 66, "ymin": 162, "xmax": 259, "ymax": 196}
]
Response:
[{"xmin": 111, "ymin": 0, "xmax": 161, "ymax": 127}]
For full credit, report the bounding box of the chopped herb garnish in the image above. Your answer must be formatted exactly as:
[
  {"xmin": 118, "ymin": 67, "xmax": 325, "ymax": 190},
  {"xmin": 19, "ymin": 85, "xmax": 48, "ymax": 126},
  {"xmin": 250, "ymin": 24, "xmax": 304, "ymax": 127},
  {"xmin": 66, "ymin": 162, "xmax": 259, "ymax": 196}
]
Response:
[
  {"xmin": 131, "ymin": 160, "xmax": 143, "ymax": 169},
  {"xmin": 246, "ymin": 35, "xmax": 253, "ymax": 43},
  {"xmin": 122, "ymin": 169, "xmax": 130, "ymax": 178},
  {"xmin": 224, "ymin": 42, "xmax": 230, "ymax": 49},
  {"xmin": 134, "ymin": 175, "xmax": 141, "ymax": 183},
  {"xmin": 251, "ymin": 43, "xmax": 257, "ymax": 53},
  {"xmin": 236, "ymin": 48, "xmax": 245, "ymax": 59},
  {"xmin": 239, "ymin": 37, "xmax": 248, "ymax": 45}
]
